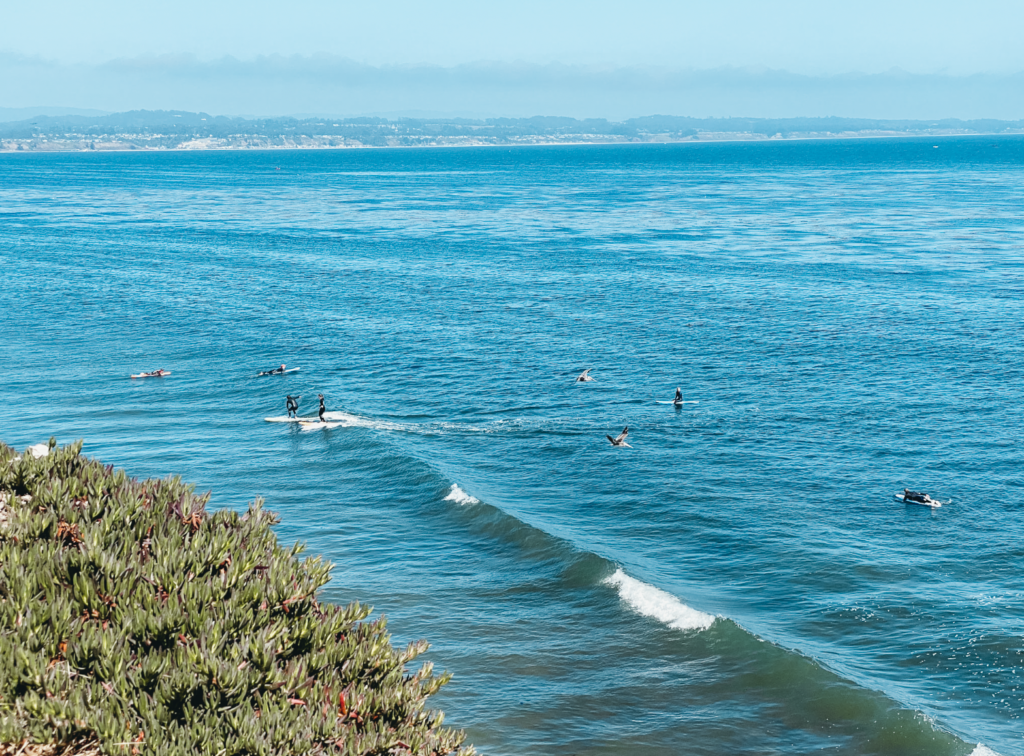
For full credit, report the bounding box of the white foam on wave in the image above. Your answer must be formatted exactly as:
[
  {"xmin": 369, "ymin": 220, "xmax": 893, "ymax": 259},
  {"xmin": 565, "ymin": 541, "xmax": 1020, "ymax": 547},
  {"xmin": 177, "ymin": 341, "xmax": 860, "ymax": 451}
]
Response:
[
  {"xmin": 970, "ymin": 746, "xmax": 1002, "ymax": 756},
  {"xmin": 444, "ymin": 484, "xmax": 480, "ymax": 506},
  {"xmin": 604, "ymin": 569, "xmax": 715, "ymax": 631},
  {"xmin": 310, "ymin": 412, "xmax": 576, "ymax": 437},
  {"xmin": 322, "ymin": 411, "xmax": 411, "ymax": 432}
]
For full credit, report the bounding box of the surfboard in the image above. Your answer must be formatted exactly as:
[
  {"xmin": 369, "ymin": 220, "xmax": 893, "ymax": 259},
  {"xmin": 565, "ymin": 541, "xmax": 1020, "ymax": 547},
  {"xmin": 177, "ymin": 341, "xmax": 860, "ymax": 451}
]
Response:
[
  {"xmin": 256, "ymin": 367, "xmax": 300, "ymax": 376},
  {"xmin": 299, "ymin": 421, "xmax": 343, "ymax": 430},
  {"xmin": 656, "ymin": 400, "xmax": 698, "ymax": 405},
  {"xmin": 894, "ymin": 493, "xmax": 942, "ymax": 508},
  {"xmin": 264, "ymin": 416, "xmax": 318, "ymax": 423},
  {"xmin": 130, "ymin": 371, "xmax": 171, "ymax": 379}
]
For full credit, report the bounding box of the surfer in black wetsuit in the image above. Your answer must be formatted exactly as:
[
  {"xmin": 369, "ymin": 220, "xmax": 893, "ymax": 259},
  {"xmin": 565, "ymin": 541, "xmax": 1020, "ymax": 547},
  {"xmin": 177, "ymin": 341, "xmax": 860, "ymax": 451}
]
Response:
[
  {"xmin": 286, "ymin": 395, "xmax": 299, "ymax": 418},
  {"xmin": 674, "ymin": 387, "xmax": 683, "ymax": 403},
  {"xmin": 318, "ymin": 394, "xmax": 326, "ymax": 423},
  {"xmin": 904, "ymin": 489, "xmax": 931, "ymax": 504}
]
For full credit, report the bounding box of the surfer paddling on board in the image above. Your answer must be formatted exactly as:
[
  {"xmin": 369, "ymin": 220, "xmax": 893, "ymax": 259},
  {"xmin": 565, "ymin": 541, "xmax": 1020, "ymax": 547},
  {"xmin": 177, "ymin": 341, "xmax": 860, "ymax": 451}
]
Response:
[
  {"xmin": 903, "ymin": 489, "xmax": 935, "ymax": 505},
  {"xmin": 259, "ymin": 364, "xmax": 287, "ymax": 376},
  {"xmin": 286, "ymin": 395, "xmax": 300, "ymax": 418},
  {"xmin": 318, "ymin": 394, "xmax": 326, "ymax": 423}
]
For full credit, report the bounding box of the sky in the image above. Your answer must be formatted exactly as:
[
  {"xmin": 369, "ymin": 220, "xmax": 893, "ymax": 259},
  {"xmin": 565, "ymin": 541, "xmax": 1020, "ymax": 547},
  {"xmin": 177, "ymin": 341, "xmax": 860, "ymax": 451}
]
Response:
[{"xmin": 2, "ymin": 0, "xmax": 1023, "ymax": 119}]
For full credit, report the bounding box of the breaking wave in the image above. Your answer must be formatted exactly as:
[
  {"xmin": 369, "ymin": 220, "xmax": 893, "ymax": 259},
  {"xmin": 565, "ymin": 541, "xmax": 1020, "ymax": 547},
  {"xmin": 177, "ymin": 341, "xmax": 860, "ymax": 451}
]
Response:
[
  {"xmin": 444, "ymin": 483, "xmax": 480, "ymax": 505},
  {"xmin": 604, "ymin": 568, "xmax": 716, "ymax": 632}
]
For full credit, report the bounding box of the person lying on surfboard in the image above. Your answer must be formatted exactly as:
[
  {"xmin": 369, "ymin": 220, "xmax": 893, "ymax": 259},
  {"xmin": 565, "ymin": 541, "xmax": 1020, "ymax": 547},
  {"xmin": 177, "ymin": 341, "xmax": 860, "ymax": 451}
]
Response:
[
  {"xmin": 286, "ymin": 395, "xmax": 300, "ymax": 418},
  {"xmin": 903, "ymin": 489, "xmax": 934, "ymax": 504},
  {"xmin": 258, "ymin": 364, "xmax": 288, "ymax": 376}
]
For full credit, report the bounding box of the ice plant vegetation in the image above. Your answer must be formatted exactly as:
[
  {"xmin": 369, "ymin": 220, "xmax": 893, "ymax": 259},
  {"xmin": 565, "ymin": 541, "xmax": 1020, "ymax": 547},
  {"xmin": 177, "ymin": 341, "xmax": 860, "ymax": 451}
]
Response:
[{"xmin": 0, "ymin": 440, "xmax": 472, "ymax": 756}]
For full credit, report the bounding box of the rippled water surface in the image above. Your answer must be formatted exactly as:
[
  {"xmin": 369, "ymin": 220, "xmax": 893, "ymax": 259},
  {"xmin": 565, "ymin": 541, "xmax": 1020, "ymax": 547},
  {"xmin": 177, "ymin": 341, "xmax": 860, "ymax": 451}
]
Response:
[{"xmin": 2, "ymin": 138, "xmax": 1023, "ymax": 755}]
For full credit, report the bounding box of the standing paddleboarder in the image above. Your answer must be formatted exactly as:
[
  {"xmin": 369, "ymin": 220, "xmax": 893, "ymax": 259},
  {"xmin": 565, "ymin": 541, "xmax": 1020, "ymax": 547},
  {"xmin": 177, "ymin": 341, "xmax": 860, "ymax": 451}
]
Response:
[
  {"xmin": 318, "ymin": 393, "xmax": 326, "ymax": 423},
  {"xmin": 286, "ymin": 395, "xmax": 300, "ymax": 418}
]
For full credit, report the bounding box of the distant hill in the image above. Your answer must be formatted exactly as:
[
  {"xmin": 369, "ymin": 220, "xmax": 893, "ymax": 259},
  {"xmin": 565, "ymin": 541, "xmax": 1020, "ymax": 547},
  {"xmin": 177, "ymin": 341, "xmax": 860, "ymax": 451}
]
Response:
[
  {"xmin": 1, "ymin": 109, "xmax": 1022, "ymax": 151},
  {"xmin": 0, "ymin": 106, "xmax": 111, "ymax": 123}
]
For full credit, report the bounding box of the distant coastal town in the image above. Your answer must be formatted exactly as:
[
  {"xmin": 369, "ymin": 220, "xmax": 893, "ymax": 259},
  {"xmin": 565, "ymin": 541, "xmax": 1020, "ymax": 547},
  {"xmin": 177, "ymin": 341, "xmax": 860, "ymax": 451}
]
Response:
[{"xmin": 2, "ymin": 110, "xmax": 1023, "ymax": 152}]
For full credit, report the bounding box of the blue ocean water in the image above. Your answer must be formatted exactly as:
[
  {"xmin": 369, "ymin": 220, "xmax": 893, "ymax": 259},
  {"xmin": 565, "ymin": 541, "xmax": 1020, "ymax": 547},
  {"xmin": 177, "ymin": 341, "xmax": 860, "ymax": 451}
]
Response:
[{"xmin": 2, "ymin": 137, "xmax": 1023, "ymax": 755}]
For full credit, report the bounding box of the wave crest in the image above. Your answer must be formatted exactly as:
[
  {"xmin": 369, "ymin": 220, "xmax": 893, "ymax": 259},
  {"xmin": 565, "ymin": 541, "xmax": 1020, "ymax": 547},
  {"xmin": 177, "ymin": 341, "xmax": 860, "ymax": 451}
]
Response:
[
  {"xmin": 444, "ymin": 484, "xmax": 480, "ymax": 506},
  {"xmin": 605, "ymin": 569, "xmax": 715, "ymax": 631}
]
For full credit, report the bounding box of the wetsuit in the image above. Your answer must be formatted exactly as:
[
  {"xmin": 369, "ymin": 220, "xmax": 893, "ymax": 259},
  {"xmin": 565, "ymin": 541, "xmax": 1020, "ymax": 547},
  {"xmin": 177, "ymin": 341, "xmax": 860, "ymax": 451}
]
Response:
[
  {"xmin": 674, "ymin": 388, "xmax": 683, "ymax": 403},
  {"xmin": 286, "ymin": 396, "xmax": 299, "ymax": 418},
  {"xmin": 318, "ymin": 396, "xmax": 326, "ymax": 423}
]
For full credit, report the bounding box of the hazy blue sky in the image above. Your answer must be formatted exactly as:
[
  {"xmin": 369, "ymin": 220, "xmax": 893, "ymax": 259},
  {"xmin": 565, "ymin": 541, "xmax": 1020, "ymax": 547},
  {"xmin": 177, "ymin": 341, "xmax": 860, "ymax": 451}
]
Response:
[{"xmin": 2, "ymin": 0, "xmax": 1022, "ymax": 118}]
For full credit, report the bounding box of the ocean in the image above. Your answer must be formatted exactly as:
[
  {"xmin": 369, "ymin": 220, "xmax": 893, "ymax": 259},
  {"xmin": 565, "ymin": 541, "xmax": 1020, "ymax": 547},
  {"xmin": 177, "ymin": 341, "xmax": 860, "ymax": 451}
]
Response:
[{"xmin": 1, "ymin": 137, "xmax": 1022, "ymax": 755}]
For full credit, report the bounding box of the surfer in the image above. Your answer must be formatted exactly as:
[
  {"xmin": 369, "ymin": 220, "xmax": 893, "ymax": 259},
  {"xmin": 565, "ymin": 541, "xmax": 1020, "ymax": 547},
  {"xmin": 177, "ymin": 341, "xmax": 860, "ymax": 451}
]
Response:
[
  {"xmin": 576, "ymin": 369, "xmax": 594, "ymax": 383},
  {"xmin": 674, "ymin": 387, "xmax": 683, "ymax": 404},
  {"xmin": 903, "ymin": 489, "xmax": 933, "ymax": 504},
  {"xmin": 131, "ymin": 368, "xmax": 170, "ymax": 379},
  {"xmin": 318, "ymin": 394, "xmax": 326, "ymax": 423},
  {"xmin": 286, "ymin": 395, "xmax": 300, "ymax": 418},
  {"xmin": 259, "ymin": 364, "xmax": 287, "ymax": 376}
]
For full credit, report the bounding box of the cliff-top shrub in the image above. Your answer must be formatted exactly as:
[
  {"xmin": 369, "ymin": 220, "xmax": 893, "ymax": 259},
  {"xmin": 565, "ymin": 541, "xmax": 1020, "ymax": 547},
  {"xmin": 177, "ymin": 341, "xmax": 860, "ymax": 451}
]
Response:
[{"xmin": 0, "ymin": 439, "xmax": 472, "ymax": 756}]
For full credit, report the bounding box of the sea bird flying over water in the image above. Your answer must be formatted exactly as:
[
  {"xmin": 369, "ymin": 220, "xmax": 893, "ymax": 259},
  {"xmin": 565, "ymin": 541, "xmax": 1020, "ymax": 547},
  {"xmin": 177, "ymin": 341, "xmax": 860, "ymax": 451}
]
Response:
[
  {"xmin": 576, "ymin": 368, "xmax": 595, "ymax": 382},
  {"xmin": 606, "ymin": 427, "xmax": 631, "ymax": 447}
]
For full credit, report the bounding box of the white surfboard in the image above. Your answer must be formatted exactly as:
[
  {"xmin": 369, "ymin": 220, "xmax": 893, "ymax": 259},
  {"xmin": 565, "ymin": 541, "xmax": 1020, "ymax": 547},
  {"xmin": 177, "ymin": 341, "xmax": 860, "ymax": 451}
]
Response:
[
  {"xmin": 130, "ymin": 371, "xmax": 171, "ymax": 379},
  {"xmin": 656, "ymin": 400, "xmax": 699, "ymax": 405},
  {"xmin": 264, "ymin": 416, "xmax": 319, "ymax": 423},
  {"xmin": 299, "ymin": 421, "xmax": 344, "ymax": 431}
]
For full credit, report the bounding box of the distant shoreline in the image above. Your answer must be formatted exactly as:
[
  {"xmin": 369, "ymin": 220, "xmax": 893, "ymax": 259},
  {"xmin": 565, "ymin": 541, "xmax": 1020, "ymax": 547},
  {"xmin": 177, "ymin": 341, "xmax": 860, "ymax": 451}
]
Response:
[
  {"xmin": 4, "ymin": 110, "xmax": 1023, "ymax": 153},
  {"xmin": 3, "ymin": 129, "xmax": 1022, "ymax": 154}
]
